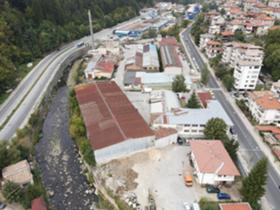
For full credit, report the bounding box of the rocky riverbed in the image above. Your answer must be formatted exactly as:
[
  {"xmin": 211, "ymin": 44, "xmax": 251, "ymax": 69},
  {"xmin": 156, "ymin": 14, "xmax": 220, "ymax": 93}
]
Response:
[{"xmin": 36, "ymin": 86, "xmax": 96, "ymax": 210}]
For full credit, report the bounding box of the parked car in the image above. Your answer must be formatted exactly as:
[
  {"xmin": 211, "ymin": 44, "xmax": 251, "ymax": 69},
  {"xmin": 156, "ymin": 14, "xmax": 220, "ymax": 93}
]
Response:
[
  {"xmin": 0, "ymin": 202, "xmax": 6, "ymax": 209},
  {"xmin": 184, "ymin": 174, "xmax": 193, "ymax": 187},
  {"xmin": 206, "ymin": 185, "xmax": 220, "ymax": 193},
  {"xmin": 183, "ymin": 202, "xmax": 191, "ymax": 210},
  {"xmin": 217, "ymin": 192, "xmax": 231, "ymax": 200}
]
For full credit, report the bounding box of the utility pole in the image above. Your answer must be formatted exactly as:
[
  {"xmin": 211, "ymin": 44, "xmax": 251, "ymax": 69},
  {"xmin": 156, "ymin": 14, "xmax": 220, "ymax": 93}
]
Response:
[{"xmin": 88, "ymin": 10, "xmax": 94, "ymax": 48}]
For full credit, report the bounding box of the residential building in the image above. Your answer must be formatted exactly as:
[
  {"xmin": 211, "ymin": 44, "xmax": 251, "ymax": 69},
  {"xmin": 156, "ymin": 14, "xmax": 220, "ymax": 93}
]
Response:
[
  {"xmin": 160, "ymin": 37, "xmax": 183, "ymax": 74},
  {"xmin": 2, "ymin": 160, "xmax": 33, "ymax": 185},
  {"xmin": 219, "ymin": 202, "xmax": 252, "ymax": 210},
  {"xmin": 205, "ymin": 40, "xmax": 223, "ymax": 58},
  {"xmin": 84, "ymin": 55, "xmax": 116, "ymax": 80},
  {"xmin": 271, "ymin": 80, "xmax": 280, "ymax": 95},
  {"xmin": 208, "ymin": 24, "xmax": 221, "ymax": 35},
  {"xmin": 190, "ymin": 140, "xmax": 240, "ymax": 185},
  {"xmin": 126, "ymin": 51, "xmax": 143, "ymax": 72},
  {"xmin": 221, "ymin": 31, "xmax": 234, "ymax": 42},
  {"xmin": 199, "ymin": 33, "xmax": 215, "ymax": 49},
  {"xmin": 75, "ymin": 81, "xmax": 155, "ymax": 163},
  {"xmin": 152, "ymin": 100, "xmax": 233, "ymax": 138},
  {"xmin": 222, "ymin": 42, "xmax": 263, "ymax": 90},
  {"xmin": 248, "ymin": 91, "xmax": 280, "ymax": 126},
  {"xmin": 268, "ymin": 0, "xmax": 280, "ymax": 8}
]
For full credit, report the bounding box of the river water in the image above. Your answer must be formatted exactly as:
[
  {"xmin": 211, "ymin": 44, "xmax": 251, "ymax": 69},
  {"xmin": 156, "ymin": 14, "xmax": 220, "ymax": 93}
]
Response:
[{"xmin": 36, "ymin": 86, "xmax": 97, "ymax": 210}]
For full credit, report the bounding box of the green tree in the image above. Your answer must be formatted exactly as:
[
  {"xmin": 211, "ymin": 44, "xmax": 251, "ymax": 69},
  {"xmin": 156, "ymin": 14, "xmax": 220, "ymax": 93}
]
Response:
[
  {"xmin": 222, "ymin": 74, "xmax": 234, "ymax": 91},
  {"xmin": 80, "ymin": 139, "xmax": 96, "ymax": 166},
  {"xmin": 234, "ymin": 29, "xmax": 245, "ymax": 42},
  {"xmin": 186, "ymin": 92, "xmax": 201, "ymax": 108},
  {"xmin": 142, "ymin": 28, "xmax": 157, "ymax": 39},
  {"xmin": 2, "ymin": 181, "xmax": 24, "ymax": 203},
  {"xmin": 240, "ymin": 158, "xmax": 268, "ymax": 210},
  {"xmin": 172, "ymin": 75, "xmax": 187, "ymax": 93},
  {"xmin": 0, "ymin": 142, "xmax": 21, "ymax": 171},
  {"xmin": 204, "ymin": 118, "xmax": 227, "ymax": 140},
  {"xmin": 224, "ymin": 137, "xmax": 239, "ymax": 161},
  {"xmin": 201, "ymin": 65, "xmax": 210, "ymax": 85}
]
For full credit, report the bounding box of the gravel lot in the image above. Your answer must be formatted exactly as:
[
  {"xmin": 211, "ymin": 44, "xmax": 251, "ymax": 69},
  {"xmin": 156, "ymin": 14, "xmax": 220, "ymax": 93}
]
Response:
[{"xmin": 99, "ymin": 145, "xmax": 241, "ymax": 210}]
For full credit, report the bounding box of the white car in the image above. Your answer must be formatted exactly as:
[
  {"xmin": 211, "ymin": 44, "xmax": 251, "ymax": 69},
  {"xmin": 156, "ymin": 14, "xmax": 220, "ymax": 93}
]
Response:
[{"xmin": 183, "ymin": 202, "xmax": 192, "ymax": 210}]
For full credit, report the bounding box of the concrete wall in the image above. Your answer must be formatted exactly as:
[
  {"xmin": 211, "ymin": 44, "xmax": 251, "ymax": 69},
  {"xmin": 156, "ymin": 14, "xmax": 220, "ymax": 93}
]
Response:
[
  {"xmin": 95, "ymin": 135, "xmax": 155, "ymax": 164},
  {"xmin": 155, "ymin": 133, "xmax": 178, "ymax": 148}
]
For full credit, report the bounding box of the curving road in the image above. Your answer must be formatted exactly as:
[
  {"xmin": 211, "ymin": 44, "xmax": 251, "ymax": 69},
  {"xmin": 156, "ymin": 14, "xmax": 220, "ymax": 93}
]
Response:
[
  {"xmin": 0, "ymin": 16, "xmax": 141, "ymax": 141},
  {"xmin": 182, "ymin": 26, "xmax": 280, "ymax": 210}
]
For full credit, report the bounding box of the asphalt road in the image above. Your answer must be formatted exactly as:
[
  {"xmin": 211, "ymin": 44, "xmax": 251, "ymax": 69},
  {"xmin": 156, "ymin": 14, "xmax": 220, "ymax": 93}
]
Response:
[
  {"xmin": 0, "ymin": 16, "xmax": 141, "ymax": 141},
  {"xmin": 182, "ymin": 27, "xmax": 280, "ymax": 210}
]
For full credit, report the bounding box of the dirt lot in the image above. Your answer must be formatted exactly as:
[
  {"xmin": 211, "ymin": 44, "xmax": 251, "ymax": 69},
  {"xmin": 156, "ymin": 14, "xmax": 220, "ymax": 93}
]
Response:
[{"xmin": 95, "ymin": 145, "xmax": 242, "ymax": 210}]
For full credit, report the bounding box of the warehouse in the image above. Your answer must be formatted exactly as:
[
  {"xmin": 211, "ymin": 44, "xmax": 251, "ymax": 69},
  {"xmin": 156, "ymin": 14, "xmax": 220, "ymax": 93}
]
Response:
[
  {"xmin": 75, "ymin": 81, "xmax": 155, "ymax": 163},
  {"xmin": 160, "ymin": 37, "xmax": 183, "ymax": 75}
]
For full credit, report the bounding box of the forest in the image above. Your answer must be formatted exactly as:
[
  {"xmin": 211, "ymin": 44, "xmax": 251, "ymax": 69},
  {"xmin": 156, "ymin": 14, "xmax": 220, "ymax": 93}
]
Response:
[{"xmin": 0, "ymin": 0, "xmax": 154, "ymax": 97}]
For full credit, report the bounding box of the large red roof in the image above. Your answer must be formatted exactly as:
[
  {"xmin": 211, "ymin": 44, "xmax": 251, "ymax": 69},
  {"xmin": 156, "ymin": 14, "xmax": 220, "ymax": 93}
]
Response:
[
  {"xmin": 75, "ymin": 81, "xmax": 154, "ymax": 150},
  {"xmin": 190, "ymin": 140, "xmax": 240, "ymax": 176},
  {"xmin": 160, "ymin": 37, "xmax": 178, "ymax": 46}
]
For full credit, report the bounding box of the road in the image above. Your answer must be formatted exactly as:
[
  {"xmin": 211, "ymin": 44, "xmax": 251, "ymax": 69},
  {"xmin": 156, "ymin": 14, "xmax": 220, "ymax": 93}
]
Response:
[
  {"xmin": 0, "ymin": 16, "xmax": 141, "ymax": 141},
  {"xmin": 182, "ymin": 27, "xmax": 280, "ymax": 210}
]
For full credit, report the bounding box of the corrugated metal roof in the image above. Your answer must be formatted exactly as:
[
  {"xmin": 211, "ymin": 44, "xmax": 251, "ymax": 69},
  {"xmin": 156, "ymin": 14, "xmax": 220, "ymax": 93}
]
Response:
[
  {"xmin": 166, "ymin": 100, "xmax": 233, "ymax": 126},
  {"xmin": 75, "ymin": 82, "xmax": 154, "ymax": 150},
  {"xmin": 160, "ymin": 45, "xmax": 182, "ymax": 68}
]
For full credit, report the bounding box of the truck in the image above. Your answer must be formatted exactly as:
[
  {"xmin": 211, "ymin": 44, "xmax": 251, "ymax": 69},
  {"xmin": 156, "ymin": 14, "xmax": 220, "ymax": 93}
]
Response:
[{"xmin": 184, "ymin": 174, "xmax": 193, "ymax": 187}]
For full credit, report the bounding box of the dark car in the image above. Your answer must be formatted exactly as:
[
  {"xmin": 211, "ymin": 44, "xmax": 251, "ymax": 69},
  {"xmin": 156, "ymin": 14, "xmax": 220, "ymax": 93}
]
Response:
[
  {"xmin": 217, "ymin": 192, "xmax": 231, "ymax": 200},
  {"xmin": 206, "ymin": 185, "xmax": 220, "ymax": 193},
  {"xmin": 0, "ymin": 202, "xmax": 6, "ymax": 209}
]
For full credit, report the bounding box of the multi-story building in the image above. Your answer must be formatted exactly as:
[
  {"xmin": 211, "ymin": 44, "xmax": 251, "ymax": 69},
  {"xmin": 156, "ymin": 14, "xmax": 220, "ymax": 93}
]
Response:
[
  {"xmin": 199, "ymin": 33, "xmax": 215, "ymax": 49},
  {"xmin": 205, "ymin": 40, "xmax": 223, "ymax": 58},
  {"xmin": 268, "ymin": 0, "xmax": 280, "ymax": 8},
  {"xmin": 222, "ymin": 42, "xmax": 263, "ymax": 90},
  {"xmin": 248, "ymin": 91, "xmax": 280, "ymax": 126}
]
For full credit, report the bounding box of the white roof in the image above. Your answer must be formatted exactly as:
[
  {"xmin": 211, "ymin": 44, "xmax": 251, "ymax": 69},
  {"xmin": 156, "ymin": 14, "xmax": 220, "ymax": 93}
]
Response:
[
  {"xmin": 166, "ymin": 100, "xmax": 233, "ymax": 126},
  {"xmin": 84, "ymin": 55, "xmax": 102, "ymax": 73},
  {"xmin": 136, "ymin": 72, "xmax": 174, "ymax": 84},
  {"xmin": 164, "ymin": 90, "xmax": 180, "ymax": 111},
  {"xmin": 143, "ymin": 44, "xmax": 160, "ymax": 68}
]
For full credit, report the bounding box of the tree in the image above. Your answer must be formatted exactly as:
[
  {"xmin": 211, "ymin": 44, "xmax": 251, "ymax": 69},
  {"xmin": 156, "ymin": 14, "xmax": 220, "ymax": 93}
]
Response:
[
  {"xmin": 201, "ymin": 65, "xmax": 210, "ymax": 85},
  {"xmin": 220, "ymin": 8, "xmax": 226, "ymax": 16},
  {"xmin": 2, "ymin": 181, "xmax": 24, "ymax": 203},
  {"xmin": 224, "ymin": 137, "xmax": 239, "ymax": 161},
  {"xmin": 204, "ymin": 118, "xmax": 227, "ymax": 140},
  {"xmin": 240, "ymin": 158, "xmax": 268, "ymax": 210},
  {"xmin": 234, "ymin": 29, "xmax": 245, "ymax": 42},
  {"xmin": 172, "ymin": 75, "xmax": 187, "ymax": 93},
  {"xmin": 186, "ymin": 92, "xmax": 201, "ymax": 108},
  {"xmin": 142, "ymin": 28, "xmax": 157, "ymax": 39},
  {"xmin": 222, "ymin": 74, "xmax": 234, "ymax": 91}
]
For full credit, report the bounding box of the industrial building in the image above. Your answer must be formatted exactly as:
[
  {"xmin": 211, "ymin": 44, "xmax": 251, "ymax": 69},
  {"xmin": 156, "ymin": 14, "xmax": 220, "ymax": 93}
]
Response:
[
  {"xmin": 159, "ymin": 37, "xmax": 183, "ymax": 75},
  {"xmin": 75, "ymin": 81, "xmax": 155, "ymax": 164},
  {"xmin": 152, "ymin": 100, "xmax": 233, "ymax": 138}
]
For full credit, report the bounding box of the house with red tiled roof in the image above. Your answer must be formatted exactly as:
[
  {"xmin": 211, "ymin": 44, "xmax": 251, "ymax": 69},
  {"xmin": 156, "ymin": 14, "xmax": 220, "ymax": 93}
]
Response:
[
  {"xmin": 190, "ymin": 140, "xmax": 240, "ymax": 185},
  {"xmin": 32, "ymin": 197, "xmax": 47, "ymax": 210},
  {"xmin": 75, "ymin": 81, "xmax": 155, "ymax": 163},
  {"xmin": 248, "ymin": 91, "xmax": 280, "ymax": 126},
  {"xmin": 219, "ymin": 202, "xmax": 252, "ymax": 210}
]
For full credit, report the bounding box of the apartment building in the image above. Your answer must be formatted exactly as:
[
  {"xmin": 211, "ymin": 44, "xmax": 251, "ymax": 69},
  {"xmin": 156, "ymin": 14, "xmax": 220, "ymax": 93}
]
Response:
[
  {"xmin": 205, "ymin": 40, "xmax": 223, "ymax": 58},
  {"xmin": 199, "ymin": 33, "xmax": 215, "ymax": 49},
  {"xmin": 248, "ymin": 91, "xmax": 280, "ymax": 126},
  {"xmin": 222, "ymin": 42, "xmax": 263, "ymax": 90}
]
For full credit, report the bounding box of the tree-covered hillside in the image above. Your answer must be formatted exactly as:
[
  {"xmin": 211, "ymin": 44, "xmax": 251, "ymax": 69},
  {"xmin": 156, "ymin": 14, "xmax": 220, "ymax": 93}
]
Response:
[{"xmin": 0, "ymin": 0, "xmax": 153, "ymax": 96}]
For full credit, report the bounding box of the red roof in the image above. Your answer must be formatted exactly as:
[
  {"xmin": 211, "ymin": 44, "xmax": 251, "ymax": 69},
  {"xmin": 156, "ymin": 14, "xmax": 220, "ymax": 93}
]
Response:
[
  {"xmin": 96, "ymin": 61, "xmax": 115, "ymax": 73},
  {"xmin": 197, "ymin": 92, "xmax": 212, "ymax": 107},
  {"xmin": 256, "ymin": 125, "xmax": 280, "ymax": 134},
  {"xmin": 160, "ymin": 37, "xmax": 178, "ymax": 46},
  {"xmin": 32, "ymin": 197, "xmax": 47, "ymax": 210},
  {"xmin": 75, "ymin": 81, "xmax": 154, "ymax": 150},
  {"xmin": 219, "ymin": 203, "xmax": 252, "ymax": 210},
  {"xmin": 190, "ymin": 140, "xmax": 240, "ymax": 176},
  {"xmin": 221, "ymin": 31, "xmax": 234, "ymax": 37}
]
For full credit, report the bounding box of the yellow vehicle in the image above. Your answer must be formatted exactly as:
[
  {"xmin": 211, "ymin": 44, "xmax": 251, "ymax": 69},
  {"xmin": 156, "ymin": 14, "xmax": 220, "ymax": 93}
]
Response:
[{"xmin": 184, "ymin": 175, "xmax": 193, "ymax": 187}]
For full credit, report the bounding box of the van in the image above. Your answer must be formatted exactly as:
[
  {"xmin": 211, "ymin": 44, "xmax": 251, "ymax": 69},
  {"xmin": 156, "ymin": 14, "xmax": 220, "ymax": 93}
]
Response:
[{"xmin": 184, "ymin": 175, "xmax": 193, "ymax": 186}]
